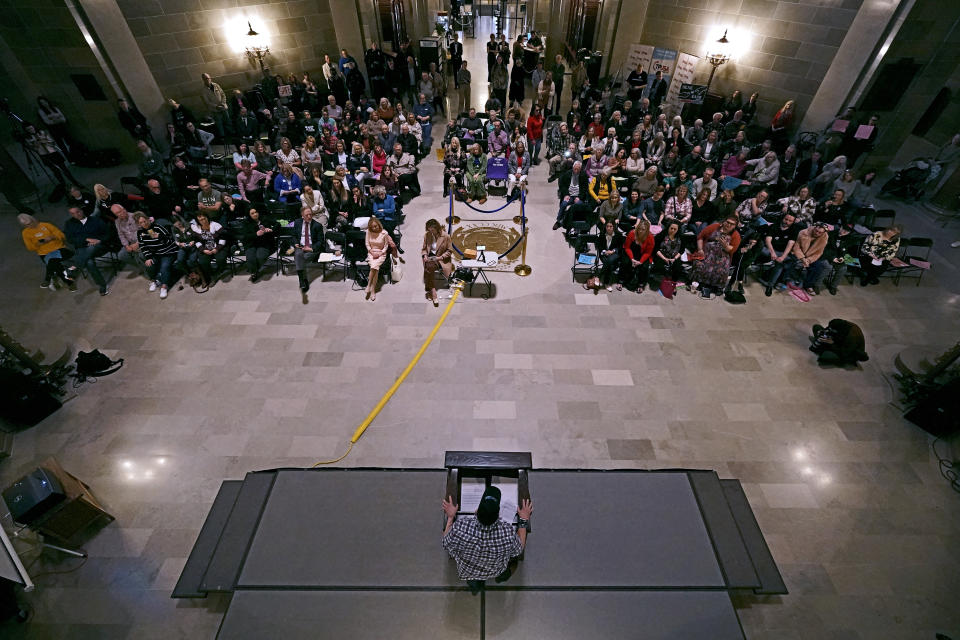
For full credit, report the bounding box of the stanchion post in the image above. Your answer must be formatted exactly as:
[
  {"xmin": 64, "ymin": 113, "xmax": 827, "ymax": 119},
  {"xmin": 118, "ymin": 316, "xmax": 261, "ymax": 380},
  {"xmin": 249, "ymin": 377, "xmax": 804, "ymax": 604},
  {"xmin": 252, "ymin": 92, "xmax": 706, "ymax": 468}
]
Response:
[
  {"xmin": 514, "ymin": 184, "xmax": 531, "ymax": 276},
  {"xmin": 512, "ymin": 182, "xmax": 526, "ymax": 225},
  {"xmin": 447, "ymin": 178, "xmax": 461, "ymax": 225}
]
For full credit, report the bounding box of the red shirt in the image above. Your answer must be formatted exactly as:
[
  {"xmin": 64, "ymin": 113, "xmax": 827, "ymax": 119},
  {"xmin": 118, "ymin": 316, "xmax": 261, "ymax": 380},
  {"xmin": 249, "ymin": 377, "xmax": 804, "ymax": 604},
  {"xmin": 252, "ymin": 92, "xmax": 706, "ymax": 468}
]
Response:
[
  {"xmin": 698, "ymin": 223, "xmax": 741, "ymax": 254},
  {"xmin": 526, "ymin": 115, "xmax": 544, "ymax": 140},
  {"xmin": 624, "ymin": 230, "xmax": 655, "ymax": 263}
]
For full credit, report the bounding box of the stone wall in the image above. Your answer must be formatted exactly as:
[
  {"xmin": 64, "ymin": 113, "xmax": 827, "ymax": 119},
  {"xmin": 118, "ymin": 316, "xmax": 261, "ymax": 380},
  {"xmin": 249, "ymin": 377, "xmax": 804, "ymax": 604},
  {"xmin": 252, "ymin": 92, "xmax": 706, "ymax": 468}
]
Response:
[
  {"xmin": 639, "ymin": 0, "xmax": 863, "ymax": 127},
  {"xmin": 116, "ymin": 0, "xmax": 339, "ymax": 114},
  {"xmin": 0, "ymin": 3, "xmax": 122, "ymax": 151},
  {"xmin": 860, "ymin": 0, "xmax": 960, "ymax": 170}
]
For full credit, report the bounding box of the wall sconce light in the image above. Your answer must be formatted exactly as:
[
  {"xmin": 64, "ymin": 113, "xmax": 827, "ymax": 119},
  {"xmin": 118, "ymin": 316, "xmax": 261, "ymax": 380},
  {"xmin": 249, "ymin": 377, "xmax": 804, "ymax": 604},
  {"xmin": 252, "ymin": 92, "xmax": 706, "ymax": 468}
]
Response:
[
  {"xmin": 245, "ymin": 21, "xmax": 270, "ymax": 71},
  {"xmin": 705, "ymin": 29, "xmax": 731, "ymax": 93}
]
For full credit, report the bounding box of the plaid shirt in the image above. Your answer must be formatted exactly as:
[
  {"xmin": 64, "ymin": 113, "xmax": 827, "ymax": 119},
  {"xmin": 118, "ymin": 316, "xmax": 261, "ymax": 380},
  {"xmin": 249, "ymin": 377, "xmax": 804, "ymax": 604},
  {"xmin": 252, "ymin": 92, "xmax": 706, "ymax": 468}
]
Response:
[{"xmin": 442, "ymin": 516, "xmax": 521, "ymax": 580}]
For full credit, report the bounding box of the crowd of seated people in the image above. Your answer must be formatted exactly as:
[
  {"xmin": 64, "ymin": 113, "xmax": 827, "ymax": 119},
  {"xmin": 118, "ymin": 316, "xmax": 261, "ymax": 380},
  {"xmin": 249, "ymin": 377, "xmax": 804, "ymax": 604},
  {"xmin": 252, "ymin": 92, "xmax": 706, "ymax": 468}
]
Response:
[
  {"xmin": 439, "ymin": 102, "xmax": 549, "ymax": 203},
  {"xmin": 17, "ymin": 46, "xmax": 457, "ymax": 299},
  {"xmin": 545, "ymin": 87, "xmax": 900, "ymax": 299},
  {"xmin": 17, "ymin": 41, "xmax": 908, "ymax": 308}
]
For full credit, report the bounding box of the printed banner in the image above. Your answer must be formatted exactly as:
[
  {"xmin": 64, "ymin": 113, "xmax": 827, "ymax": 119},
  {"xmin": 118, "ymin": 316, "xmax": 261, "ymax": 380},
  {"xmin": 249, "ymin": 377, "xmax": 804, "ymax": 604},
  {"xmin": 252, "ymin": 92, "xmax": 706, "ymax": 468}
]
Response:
[
  {"xmin": 678, "ymin": 83, "xmax": 708, "ymax": 104},
  {"xmin": 622, "ymin": 43, "xmax": 654, "ymax": 80},
  {"xmin": 666, "ymin": 52, "xmax": 699, "ymax": 107},
  {"xmin": 649, "ymin": 47, "xmax": 678, "ymax": 92}
]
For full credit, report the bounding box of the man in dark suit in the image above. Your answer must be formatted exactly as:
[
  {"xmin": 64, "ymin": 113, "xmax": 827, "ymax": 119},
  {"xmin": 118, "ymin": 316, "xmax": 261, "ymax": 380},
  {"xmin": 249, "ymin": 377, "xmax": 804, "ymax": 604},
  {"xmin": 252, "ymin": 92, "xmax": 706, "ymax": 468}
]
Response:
[
  {"xmin": 795, "ymin": 151, "xmax": 823, "ymax": 192},
  {"xmin": 554, "ymin": 161, "xmax": 592, "ymax": 230},
  {"xmin": 364, "ymin": 41, "xmax": 387, "ymax": 101},
  {"xmin": 234, "ymin": 107, "xmax": 259, "ymax": 146},
  {"xmin": 449, "ymin": 34, "xmax": 464, "ymax": 88},
  {"xmin": 647, "ymin": 70, "xmax": 667, "ymax": 112},
  {"xmin": 292, "ymin": 207, "xmax": 325, "ymax": 292}
]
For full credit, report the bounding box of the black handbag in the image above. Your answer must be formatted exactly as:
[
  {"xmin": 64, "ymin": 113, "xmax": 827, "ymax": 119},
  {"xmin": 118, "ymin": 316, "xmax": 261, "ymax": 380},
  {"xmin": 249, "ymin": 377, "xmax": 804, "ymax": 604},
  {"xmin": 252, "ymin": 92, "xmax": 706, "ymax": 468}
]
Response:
[{"xmin": 74, "ymin": 349, "xmax": 123, "ymax": 382}]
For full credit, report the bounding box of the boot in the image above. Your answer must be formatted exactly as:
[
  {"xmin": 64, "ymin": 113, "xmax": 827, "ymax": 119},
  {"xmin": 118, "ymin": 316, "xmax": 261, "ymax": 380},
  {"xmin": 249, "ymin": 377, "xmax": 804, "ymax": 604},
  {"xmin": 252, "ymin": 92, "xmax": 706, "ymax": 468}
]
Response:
[{"xmin": 297, "ymin": 270, "xmax": 309, "ymax": 292}]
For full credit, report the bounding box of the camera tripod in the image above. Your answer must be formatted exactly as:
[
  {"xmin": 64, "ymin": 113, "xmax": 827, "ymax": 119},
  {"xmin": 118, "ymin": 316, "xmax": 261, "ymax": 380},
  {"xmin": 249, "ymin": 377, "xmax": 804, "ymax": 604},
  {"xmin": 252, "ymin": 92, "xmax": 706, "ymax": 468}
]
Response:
[{"xmin": 0, "ymin": 97, "xmax": 57, "ymax": 210}]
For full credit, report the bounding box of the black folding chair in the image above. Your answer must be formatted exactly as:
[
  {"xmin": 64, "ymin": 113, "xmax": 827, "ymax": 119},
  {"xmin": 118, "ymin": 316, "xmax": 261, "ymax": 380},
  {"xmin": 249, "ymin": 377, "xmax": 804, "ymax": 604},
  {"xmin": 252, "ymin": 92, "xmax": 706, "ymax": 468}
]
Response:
[
  {"xmin": 270, "ymin": 227, "xmax": 297, "ymax": 275},
  {"xmin": 868, "ymin": 208, "xmax": 896, "ymax": 232},
  {"xmin": 891, "ymin": 237, "xmax": 933, "ymax": 286},
  {"xmin": 571, "ymin": 234, "xmax": 599, "ymax": 283}
]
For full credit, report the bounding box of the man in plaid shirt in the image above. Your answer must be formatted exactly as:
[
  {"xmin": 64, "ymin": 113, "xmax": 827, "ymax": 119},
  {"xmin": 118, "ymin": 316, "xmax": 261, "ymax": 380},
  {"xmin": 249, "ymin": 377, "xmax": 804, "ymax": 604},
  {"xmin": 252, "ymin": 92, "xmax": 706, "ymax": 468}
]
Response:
[{"xmin": 442, "ymin": 486, "xmax": 534, "ymax": 594}]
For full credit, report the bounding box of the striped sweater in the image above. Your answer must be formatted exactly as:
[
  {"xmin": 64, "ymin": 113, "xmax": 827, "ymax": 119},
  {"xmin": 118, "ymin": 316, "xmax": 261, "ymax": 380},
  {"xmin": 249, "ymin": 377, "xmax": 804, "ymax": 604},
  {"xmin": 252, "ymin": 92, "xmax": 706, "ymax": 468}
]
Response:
[{"xmin": 136, "ymin": 224, "xmax": 178, "ymax": 260}]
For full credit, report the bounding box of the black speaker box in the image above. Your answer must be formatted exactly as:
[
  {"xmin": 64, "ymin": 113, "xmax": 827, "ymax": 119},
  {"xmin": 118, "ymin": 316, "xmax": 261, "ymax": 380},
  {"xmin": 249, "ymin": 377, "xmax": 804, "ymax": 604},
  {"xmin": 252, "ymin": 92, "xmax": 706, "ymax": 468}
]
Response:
[
  {"xmin": 2, "ymin": 467, "xmax": 65, "ymax": 525},
  {"xmin": 0, "ymin": 369, "xmax": 62, "ymax": 427},
  {"xmin": 904, "ymin": 378, "xmax": 960, "ymax": 438}
]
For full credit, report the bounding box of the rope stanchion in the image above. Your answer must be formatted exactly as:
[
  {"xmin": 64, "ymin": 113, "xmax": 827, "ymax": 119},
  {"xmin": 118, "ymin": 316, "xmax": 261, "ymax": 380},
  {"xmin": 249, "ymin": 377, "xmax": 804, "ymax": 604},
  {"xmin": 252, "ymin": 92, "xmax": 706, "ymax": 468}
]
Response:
[
  {"xmin": 446, "ymin": 178, "xmax": 460, "ymax": 225},
  {"xmin": 514, "ymin": 187, "xmax": 532, "ymax": 276},
  {"xmin": 497, "ymin": 185, "xmax": 527, "ymax": 260},
  {"xmin": 512, "ymin": 183, "xmax": 527, "ymax": 224},
  {"xmin": 447, "ymin": 190, "xmax": 465, "ymax": 257},
  {"xmin": 447, "ymin": 184, "xmax": 530, "ymax": 267},
  {"xmin": 461, "ymin": 193, "xmax": 520, "ymax": 213}
]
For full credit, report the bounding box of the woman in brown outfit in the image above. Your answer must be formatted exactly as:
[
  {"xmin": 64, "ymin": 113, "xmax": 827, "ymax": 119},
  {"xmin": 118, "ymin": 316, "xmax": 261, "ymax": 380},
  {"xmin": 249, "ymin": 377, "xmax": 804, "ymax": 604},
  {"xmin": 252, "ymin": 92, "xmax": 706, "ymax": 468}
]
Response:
[{"xmin": 421, "ymin": 218, "xmax": 453, "ymax": 306}]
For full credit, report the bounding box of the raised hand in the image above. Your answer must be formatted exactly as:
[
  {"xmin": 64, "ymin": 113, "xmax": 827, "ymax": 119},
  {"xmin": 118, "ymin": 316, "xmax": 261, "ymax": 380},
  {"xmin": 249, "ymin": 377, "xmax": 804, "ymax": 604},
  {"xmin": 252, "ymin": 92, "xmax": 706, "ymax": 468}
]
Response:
[{"xmin": 442, "ymin": 496, "xmax": 458, "ymax": 519}]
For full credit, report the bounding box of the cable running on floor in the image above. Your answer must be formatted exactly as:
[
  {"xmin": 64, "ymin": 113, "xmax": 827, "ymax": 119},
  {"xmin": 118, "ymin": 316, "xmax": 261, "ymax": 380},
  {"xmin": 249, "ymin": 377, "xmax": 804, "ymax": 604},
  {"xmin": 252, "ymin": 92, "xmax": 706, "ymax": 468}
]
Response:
[{"xmin": 312, "ymin": 285, "xmax": 463, "ymax": 466}]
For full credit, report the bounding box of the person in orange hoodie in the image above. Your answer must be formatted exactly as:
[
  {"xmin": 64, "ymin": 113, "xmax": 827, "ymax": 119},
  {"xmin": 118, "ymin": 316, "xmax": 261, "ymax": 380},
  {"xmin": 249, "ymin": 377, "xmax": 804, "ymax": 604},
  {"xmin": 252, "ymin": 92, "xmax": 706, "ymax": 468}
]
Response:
[{"xmin": 18, "ymin": 213, "xmax": 77, "ymax": 290}]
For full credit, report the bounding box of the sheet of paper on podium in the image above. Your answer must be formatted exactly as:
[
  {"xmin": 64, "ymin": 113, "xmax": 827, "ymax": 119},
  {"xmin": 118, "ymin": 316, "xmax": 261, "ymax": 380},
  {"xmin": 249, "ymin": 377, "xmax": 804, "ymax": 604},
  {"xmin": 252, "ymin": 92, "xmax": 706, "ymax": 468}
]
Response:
[
  {"xmin": 458, "ymin": 477, "xmax": 518, "ymax": 522},
  {"xmin": 459, "ymin": 477, "xmax": 486, "ymax": 513},
  {"xmin": 495, "ymin": 478, "xmax": 518, "ymax": 522}
]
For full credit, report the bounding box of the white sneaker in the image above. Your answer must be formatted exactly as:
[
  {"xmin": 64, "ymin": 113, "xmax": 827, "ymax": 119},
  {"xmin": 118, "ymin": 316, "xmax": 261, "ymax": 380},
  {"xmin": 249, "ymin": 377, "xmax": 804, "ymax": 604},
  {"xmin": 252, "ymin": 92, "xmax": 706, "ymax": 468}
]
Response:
[
  {"xmin": 951, "ymin": 240, "xmax": 960, "ymax": 248},
  {"xmin": 159, "ymin": 287, "xmax": 168, "ymax": 300},
  {"xmin": 149, "ymin": 281, "xmax": 159, "ymax": 292}
]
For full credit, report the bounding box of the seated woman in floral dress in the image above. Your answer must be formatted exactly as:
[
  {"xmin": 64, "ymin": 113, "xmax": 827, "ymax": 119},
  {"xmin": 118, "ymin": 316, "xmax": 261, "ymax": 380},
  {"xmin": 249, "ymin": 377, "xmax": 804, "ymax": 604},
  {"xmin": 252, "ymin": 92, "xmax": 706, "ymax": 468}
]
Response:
[{"xmin": 689, "ymin": 214, "xmax": 741, "ymax": 299}]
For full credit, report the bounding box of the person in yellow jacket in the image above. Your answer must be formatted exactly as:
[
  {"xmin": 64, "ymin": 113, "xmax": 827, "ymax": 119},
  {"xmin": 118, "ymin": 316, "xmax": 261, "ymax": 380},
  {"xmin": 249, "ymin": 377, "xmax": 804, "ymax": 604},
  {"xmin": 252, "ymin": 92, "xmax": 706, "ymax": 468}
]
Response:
[
  {"xmin": 588, "ymin": 168, "xmax": 614, "ymax": 204},
  {"xmin": 18, "ymin": 213, "xmax": 77, "ymax": 290}
]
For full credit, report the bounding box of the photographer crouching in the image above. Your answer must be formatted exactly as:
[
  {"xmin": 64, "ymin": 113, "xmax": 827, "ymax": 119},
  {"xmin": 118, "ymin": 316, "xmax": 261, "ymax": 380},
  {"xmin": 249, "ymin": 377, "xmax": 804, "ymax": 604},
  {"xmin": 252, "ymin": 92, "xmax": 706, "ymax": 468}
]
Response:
[{"xmin": 809, "ymin": 319, "xmax": 869, "ymax": 367}]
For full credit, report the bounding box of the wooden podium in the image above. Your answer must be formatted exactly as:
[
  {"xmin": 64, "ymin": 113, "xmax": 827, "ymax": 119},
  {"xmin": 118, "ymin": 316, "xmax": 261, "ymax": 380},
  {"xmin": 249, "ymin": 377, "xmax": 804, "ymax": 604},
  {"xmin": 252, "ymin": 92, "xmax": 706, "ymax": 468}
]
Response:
[
  {"xmin": 31, "ymin": 458, "xmax": 114, "ymax": 546},
  {"xmin": 444, "ymin": 450, "xmax": 532, "ymax": 525}
]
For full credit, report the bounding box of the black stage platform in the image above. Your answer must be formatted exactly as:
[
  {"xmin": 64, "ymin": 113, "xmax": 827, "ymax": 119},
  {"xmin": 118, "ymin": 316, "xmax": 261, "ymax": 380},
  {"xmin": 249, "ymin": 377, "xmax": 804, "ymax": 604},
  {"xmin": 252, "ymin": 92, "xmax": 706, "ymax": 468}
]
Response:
[{"xmin": 175, "ymin": 467, "xmax": 785, "ymax": 639}]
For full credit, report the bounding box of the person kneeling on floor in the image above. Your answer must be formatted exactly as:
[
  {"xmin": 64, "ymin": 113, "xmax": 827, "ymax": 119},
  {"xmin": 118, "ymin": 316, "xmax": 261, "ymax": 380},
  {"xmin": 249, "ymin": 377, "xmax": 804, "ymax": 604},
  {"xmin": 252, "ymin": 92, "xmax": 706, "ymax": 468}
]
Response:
[
  {"xmin": 809, "ymin": 319, "xmax": 869, "ymax": 367},
  {"xmin": 442, "ymin": 487, "xmax": 533, "ymax": 595}
]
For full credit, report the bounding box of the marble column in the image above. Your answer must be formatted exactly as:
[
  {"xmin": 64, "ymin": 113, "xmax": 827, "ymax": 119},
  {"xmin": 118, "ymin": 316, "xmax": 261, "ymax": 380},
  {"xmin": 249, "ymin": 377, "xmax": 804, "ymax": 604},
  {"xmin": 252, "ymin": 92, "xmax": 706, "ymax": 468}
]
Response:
[
  {"xmin": 601, "ymin": 0, "xmax": 648, "ymax": 81},
  {"xmin": 798, "ymin": 0, "xmax": 906, "ymax": 133},
  {"xmin": 333, "ymin": 0, "xmax": 368, "ymax": 77},
  {"xmin": 76, "ymin": 0, "xmax": 168, "ymax": 138},
  {"xmin": 544, "ymin": 0, "xmax": 566, "ymax": 64}
]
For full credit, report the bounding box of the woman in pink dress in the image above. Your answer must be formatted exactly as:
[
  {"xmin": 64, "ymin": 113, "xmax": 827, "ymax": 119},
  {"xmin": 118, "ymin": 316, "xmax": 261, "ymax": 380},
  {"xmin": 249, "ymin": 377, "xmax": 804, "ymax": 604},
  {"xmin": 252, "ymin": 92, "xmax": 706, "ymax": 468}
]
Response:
[{"xmin": 364, "ymin": 216, "xmax": 398, "ymax": 301}]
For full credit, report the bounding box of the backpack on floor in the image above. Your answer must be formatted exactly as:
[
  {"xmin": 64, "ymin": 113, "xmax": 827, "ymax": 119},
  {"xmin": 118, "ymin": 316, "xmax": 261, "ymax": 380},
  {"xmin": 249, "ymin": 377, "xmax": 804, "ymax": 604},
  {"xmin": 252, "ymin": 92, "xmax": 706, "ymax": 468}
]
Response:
[
  {"xmin": 74, "ymin": 349, "xmax": 123, "ymax": 382},
  {"xmin": 187, "ymin": 271, "xmax": 208, "ymax": 293}
]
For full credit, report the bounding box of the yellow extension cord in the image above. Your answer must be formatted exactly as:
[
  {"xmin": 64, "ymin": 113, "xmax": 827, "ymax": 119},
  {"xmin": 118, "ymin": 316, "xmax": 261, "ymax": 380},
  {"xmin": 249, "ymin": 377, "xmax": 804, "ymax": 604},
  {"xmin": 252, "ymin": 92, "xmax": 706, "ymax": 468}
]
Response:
[{"xmin": 312, "ymin": 285, "xmax": 463, "ymax": 466}]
